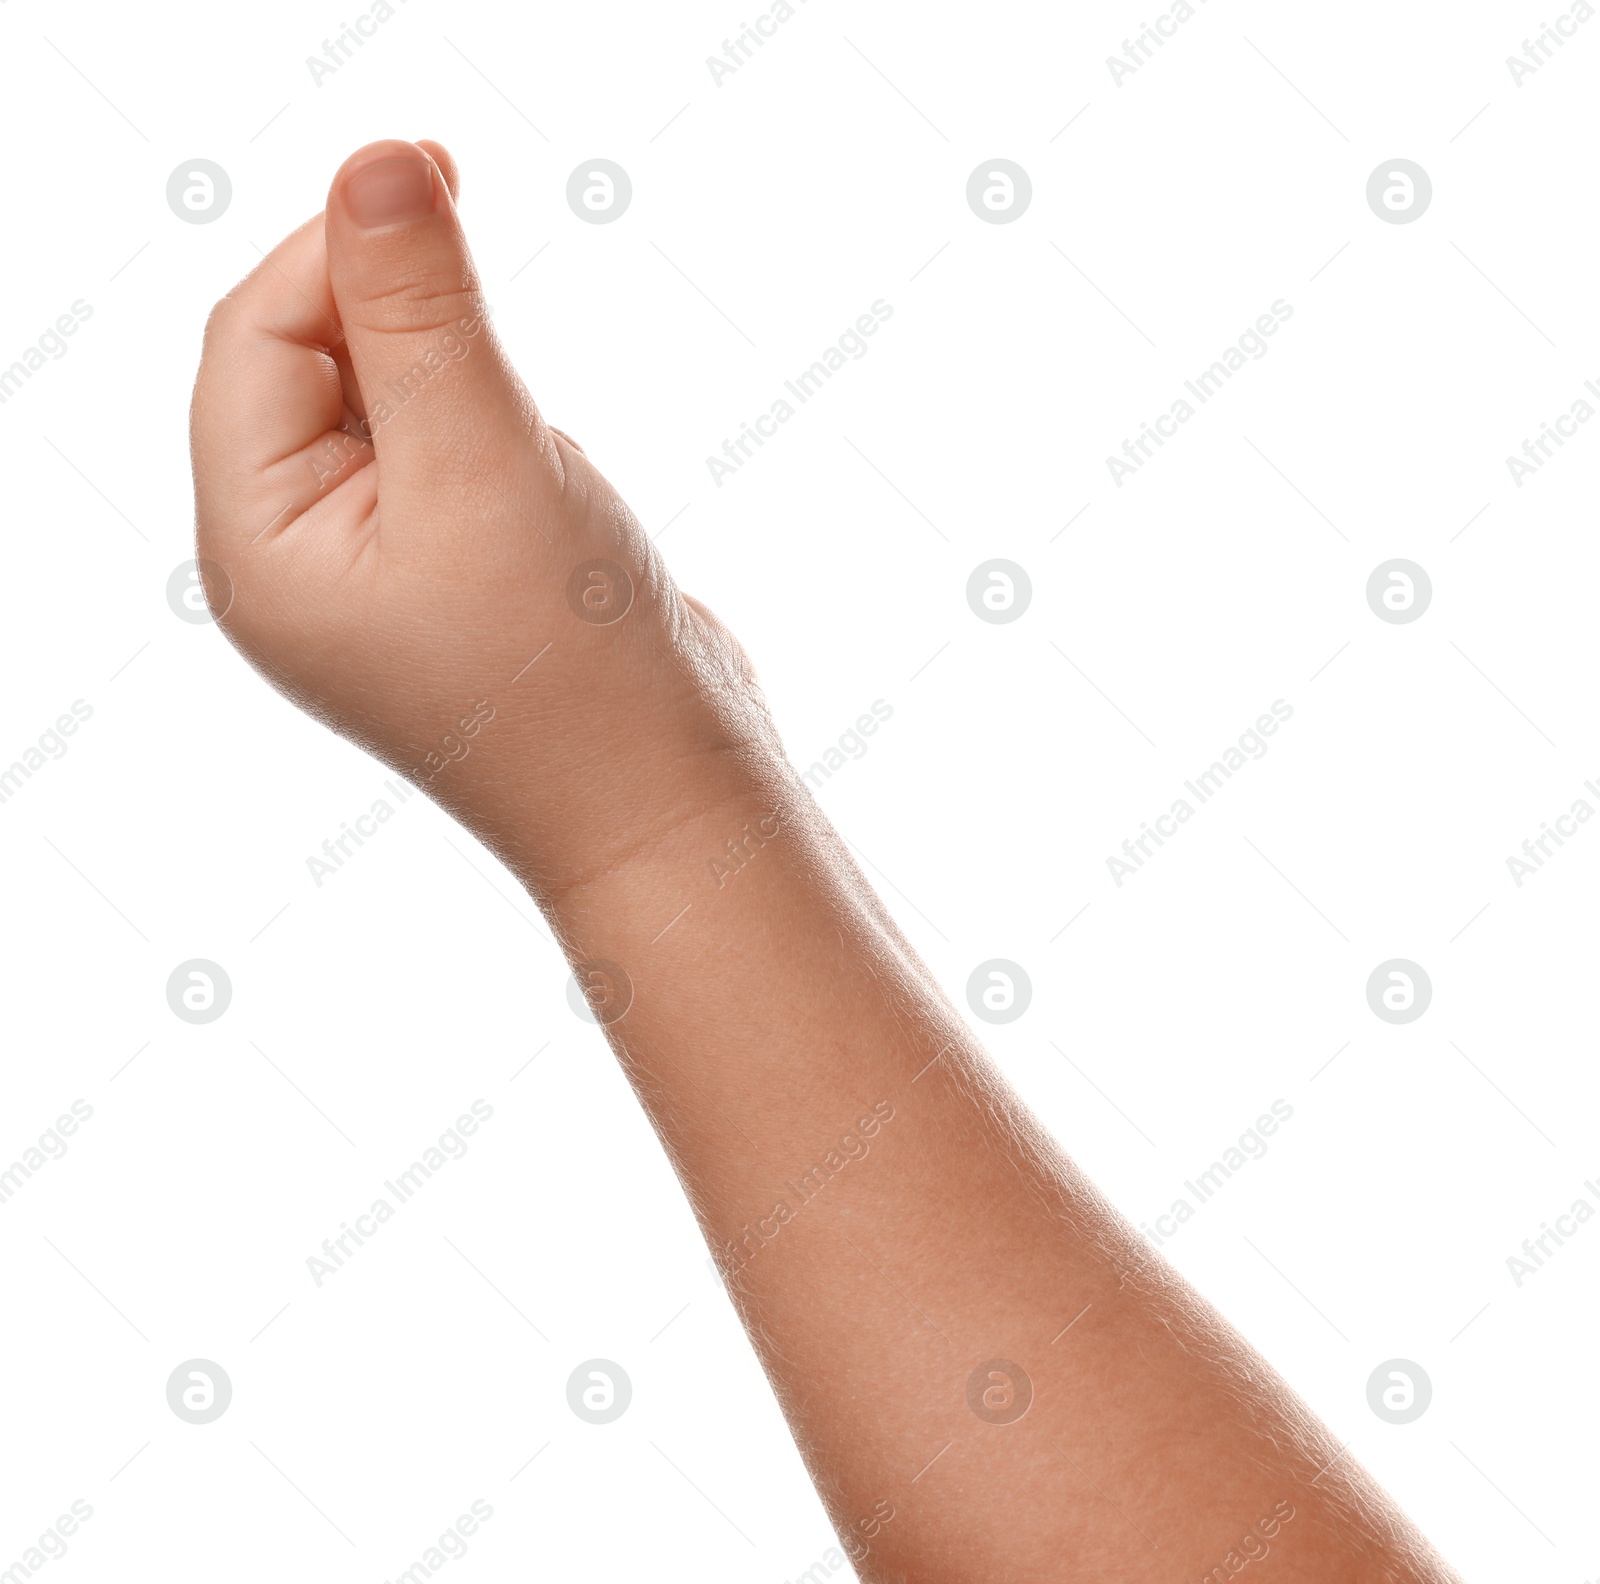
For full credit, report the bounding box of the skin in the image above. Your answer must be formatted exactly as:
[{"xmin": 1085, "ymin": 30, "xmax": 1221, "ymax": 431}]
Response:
[{"xmin": 190, "ymin": 139, "xmax": 1466, "ymax": 1584}]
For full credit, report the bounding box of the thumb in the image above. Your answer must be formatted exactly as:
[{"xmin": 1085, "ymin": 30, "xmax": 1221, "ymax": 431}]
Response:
[{"xmin": 324, "ymin": 139, "xmax": 551, "ymax": 506}]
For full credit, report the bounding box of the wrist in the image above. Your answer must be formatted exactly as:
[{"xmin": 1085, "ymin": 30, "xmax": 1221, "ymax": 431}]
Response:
[
  {"xmin": 536, "ymin": 759, "xmax": 798, "ymax": 951},
  {"xmin": 407, "ymin": 590, "xmax": 789, "ymax": 916}
]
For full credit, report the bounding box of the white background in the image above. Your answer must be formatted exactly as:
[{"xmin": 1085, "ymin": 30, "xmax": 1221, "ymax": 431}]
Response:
[{"xmin": 1, "ymin": 0, "xmax": 1597, "ymax": 1578}]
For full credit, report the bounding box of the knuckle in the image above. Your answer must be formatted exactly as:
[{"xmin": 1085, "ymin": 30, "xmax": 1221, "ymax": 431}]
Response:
[{"xmin": 350, "ymin": 274, "xmax": 482, "ymax": 339}]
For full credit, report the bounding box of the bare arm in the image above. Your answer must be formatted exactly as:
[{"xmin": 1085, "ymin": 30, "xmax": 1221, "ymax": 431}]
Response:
[
  {"xmin": 190, "ymin": 137, "xmax": 1463, "ymax": 1584},
  {"xmin": 536, "ymin": 762, "xmax": 1458, "ymax": 1583}
]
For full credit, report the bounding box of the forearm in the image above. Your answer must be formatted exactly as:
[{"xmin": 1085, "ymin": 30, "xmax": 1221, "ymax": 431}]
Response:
[{"xmin": 532, "ymin": 766, "xmax": 1461, "ymax": 1584}]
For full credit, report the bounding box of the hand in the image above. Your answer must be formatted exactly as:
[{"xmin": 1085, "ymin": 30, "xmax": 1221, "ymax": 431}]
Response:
[{"xmin": 190, "ymin": 138, "xmax": 772, "ymax": 902}]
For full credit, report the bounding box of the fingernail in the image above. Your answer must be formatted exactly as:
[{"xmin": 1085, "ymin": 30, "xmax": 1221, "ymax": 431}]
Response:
[{"xmin": 343, "ymin": 155, "xmax": 436, "ymax": 229}]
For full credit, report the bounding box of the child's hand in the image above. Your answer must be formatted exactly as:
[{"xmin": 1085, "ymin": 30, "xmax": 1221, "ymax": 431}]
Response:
[
  {"xmin": 190, "ymin": 139, "xmax": 770, "ymax": 901},
  {"xmin": 188, "ymin": 140, "xmax": 1465, "ymax": 1584}
]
